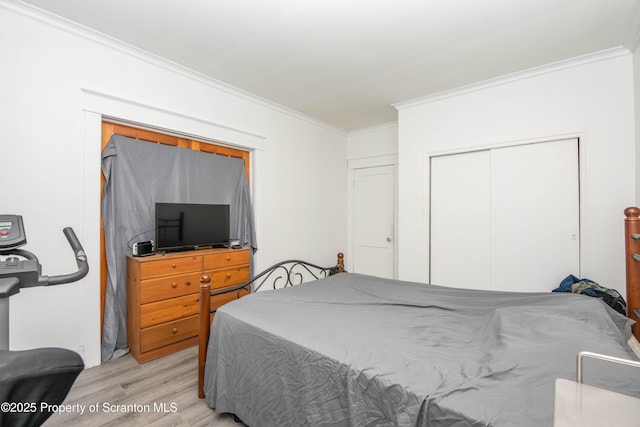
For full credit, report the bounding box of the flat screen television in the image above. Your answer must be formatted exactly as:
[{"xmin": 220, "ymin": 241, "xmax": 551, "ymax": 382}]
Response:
[{"xmin": 155, "ymin": 202, "xmax": 230, "ymax": 252}]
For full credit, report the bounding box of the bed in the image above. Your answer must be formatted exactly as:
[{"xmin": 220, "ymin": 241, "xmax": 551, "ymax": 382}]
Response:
[{"xmin": 196, "ymin": 209, "xmax": 640, "ymax": 426}]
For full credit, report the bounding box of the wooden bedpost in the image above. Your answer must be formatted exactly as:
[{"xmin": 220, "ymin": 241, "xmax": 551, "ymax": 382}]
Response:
[
  {"xmin": 198, "ymin": 274, "xmax": 212, "ymax": 399},
  {"xmin": 624, "ymin": 207, "xmax": 640, "ymax": 340}
]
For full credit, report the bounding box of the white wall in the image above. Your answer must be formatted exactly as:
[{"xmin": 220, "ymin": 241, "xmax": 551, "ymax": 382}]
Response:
[
  {"xmin": 635, "ymin": 44, "xmax": 640, "ymax": 202},
  {"xmin": 396, "ymin": 49, "xmax": 636, "ymax": 297},
  {"xmin": 347, "ymin": 122, "xmax": 398, "ymax": 161},
  {"xmin": 0, "ymin": 2, "xmax": 347, "ymax": 367}
]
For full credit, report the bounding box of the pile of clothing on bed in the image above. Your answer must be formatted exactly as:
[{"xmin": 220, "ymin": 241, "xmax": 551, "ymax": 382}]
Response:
[{"xmin": 553, "ymin": 274, "xmax": 627, "ymax": 315}]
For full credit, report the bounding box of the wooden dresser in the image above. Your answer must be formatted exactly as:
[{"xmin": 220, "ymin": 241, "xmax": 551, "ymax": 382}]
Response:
[{"xmin": 126, "ymin": 247, "xmax": 250, "ymax": 363}]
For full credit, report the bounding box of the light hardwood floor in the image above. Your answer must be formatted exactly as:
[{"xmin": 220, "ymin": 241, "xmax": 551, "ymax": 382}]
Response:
[{"xmin": 44, "ymin": 345, "xmax": 241, "ymax": 426}]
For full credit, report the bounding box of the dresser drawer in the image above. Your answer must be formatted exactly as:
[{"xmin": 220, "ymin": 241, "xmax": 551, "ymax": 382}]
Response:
[
  {"xmin": 140, "ymin": 293, "xmax": 199, "ymax": 329},
  {"xmin": 203, "ymin": 249, "xmax": 250, "ymax": 270},
  {"xmin": 140, "ymin": 255, "xmax": 202, "ymax": 278},
  {"xmin": 127, "ymin": 248, "xmax": 252, "ymax": 364},
  {"xmin": 210, "ymin": 285, "xmax": 251, "ymax": 310},
  {"xmin": 140, "ymin": 272, "xmax": 201, "ymax": 304},
  {"xmin": 205, "ymin": 266, "xmax": 251, "ymax": 289},
  {"xmin": 140, "ymin": 315, "xmax": 198, "ymax": 353}
]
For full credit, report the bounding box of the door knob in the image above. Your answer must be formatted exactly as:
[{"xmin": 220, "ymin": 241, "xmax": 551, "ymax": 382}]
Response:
[{"xmin": 386, "ymin": 237, "xmax": 392, "ymax": 242}]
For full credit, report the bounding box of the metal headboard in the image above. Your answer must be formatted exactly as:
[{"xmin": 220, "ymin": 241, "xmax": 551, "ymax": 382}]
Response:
[{"xmin": 208, "ymin": 255, "xmax": 345, "ymax": 300}]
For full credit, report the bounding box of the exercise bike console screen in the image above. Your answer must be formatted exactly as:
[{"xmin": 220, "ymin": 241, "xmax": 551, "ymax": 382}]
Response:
[{"xmin": 0, "ymin": 215, "xmax": 27, "ymax": 250}]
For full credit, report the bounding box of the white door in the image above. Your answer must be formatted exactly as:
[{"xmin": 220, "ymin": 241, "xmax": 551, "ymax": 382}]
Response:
[
  {"xmin": 490, "ymin": 140, "xmax": 580, "ymax": 291},
  {"xmin": 353, "ymin": 165, "xmax": 395, "ymax": 279},
  {"xmin": 430, "ymin": 150, "xmax": 492, "ymax": 289},
  {"xmin": 430, "ymin": 139, "xmax": 580, "ymax": 292}
]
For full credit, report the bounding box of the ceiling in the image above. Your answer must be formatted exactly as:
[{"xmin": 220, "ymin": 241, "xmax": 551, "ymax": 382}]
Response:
[{"xmin": 20, "ymin": 0, "xmax": 640, "ymax": 132}]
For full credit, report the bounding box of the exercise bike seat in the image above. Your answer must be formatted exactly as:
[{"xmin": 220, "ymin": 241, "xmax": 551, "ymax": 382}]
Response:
[{"xmin": 0, "ymin": 347, "xmax": 84, "ymax": 427}]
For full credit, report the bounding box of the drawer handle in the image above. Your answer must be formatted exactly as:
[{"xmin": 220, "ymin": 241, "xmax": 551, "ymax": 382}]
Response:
[
  {"xmin": 171, "ymin": 282, "xmax": 178, "ymax": 288},
  {"xmin": 185, "ymin": 281, "xmax": 191, "ymax": 286},
  {"xmin": 226, "ymin": 256, "xmax": 231, "ymax": 261},
  {"xmin": 172, "ymin": 327, "xmax": 178, "ymax": 334},
  {"xmin": 171, "ymin": 264, "xmax": 177, "ymax": 268},
  {"xmin": 226, "ymin": 273, "xmax": 232, "ymax": 279}
]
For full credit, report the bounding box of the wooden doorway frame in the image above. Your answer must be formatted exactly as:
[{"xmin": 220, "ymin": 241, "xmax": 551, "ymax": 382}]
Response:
[{"xmin": 100, "ymin": 122, "xmax": 250, "ymax": 335}]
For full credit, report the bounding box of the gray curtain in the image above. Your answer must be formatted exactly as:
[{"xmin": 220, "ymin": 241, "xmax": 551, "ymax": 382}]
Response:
[{"xmin": 101, "ymin": 135, "xmax": 256, "ymax": 362}]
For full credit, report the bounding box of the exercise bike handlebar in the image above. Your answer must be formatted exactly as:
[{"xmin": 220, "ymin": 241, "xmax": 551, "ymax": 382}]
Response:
[{"xmin": 44, "ymin": 227, "xmax": 89, "ymax": 286}]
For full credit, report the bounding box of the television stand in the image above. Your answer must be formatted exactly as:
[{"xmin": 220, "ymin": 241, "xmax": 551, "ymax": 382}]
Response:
[{"xmin": 126, "ymin": 246, "xmax": 250, "ymax": 363}]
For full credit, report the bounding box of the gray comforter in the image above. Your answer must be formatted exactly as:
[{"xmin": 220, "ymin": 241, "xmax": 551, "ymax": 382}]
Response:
[{"xmin": 203, "ymin": 273, "xmax": 640, "ymax": 426}]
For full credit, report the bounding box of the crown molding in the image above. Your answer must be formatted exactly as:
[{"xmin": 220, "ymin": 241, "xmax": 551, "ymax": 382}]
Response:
[
  {"xmin": 347, "ymin": 120, "xmax": 398, "ymax": 137},
  {"xmin": 393, "ymin": 46, "xmax": 631, "ymax": 110},
  {"xmin": 3, "ymin": 0, "xmax": 349, "ymax": 136}
]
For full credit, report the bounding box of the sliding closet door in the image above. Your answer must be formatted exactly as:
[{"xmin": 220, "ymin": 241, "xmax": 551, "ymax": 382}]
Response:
[
  {"xmin": 430, "ymin": 150, "xmax": 491, "ymax": 289},
  {"xmin": 430, "ymin": 139, "xmax": 580, "ymax": 292},
  {"xmin": 490, "ymin": 139, "xmax": 579, "ymax": 291}
]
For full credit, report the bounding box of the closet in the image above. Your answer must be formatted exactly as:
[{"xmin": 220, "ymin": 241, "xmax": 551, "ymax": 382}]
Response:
[
  {"xmin": 100, "ymin": 122, "xmax": 249, "ymax": 336},
  {"xmin": 430, "ymin": 138, "xmax": 580, "ymax": 292}
]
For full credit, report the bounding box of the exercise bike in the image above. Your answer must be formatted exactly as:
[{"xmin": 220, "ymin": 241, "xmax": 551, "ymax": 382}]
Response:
[{"xmin": 0, "ymin": 214, "xmax": 89, "ymax": 427}]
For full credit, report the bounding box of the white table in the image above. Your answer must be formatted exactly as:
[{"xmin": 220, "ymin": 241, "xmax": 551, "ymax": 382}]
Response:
[{"xmin": 554, "ymin": 378, "xmax": 640, "ymax": 426}]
